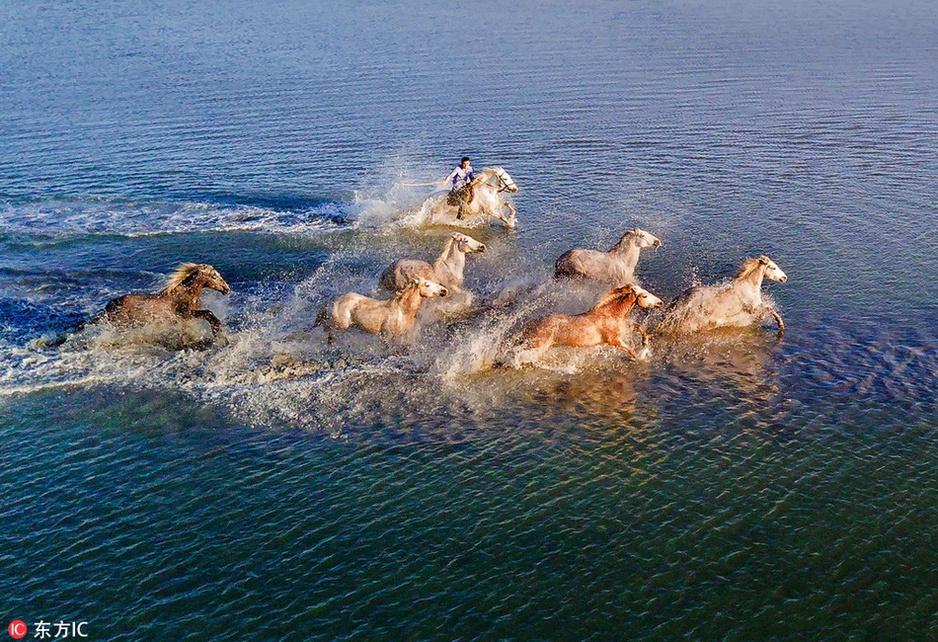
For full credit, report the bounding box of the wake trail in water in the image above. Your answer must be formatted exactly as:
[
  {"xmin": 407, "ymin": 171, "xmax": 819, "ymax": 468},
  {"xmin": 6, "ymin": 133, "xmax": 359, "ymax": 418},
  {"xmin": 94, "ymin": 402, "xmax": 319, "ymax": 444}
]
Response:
[{"xmin": 0, "ymin": 198, "xmax": 349, "ymax": 239}]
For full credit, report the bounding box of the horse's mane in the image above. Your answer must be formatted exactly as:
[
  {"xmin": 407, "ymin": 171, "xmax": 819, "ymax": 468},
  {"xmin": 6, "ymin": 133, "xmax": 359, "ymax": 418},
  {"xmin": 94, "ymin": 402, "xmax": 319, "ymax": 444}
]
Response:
[
  {"xmin": 591, "ymin": 286, "xmax": 637, "ymax": 311},
  {"xmin": 735, "ymin": 256, "xmax": 769, "ymax": 279},
  {"xmin": 162, "ymin": 263, "xmax": 203, "ymax": 292},
  {"xmin": 611, "ymin": 228, "xmax": 638, "ymax": 250},
  {"xmin": 439, "ymin": 235, "xmax": 456, "ymax": 257},
  {"xmin": 394, "ymin": 279, "xmax": 422, "ymax": 299}
]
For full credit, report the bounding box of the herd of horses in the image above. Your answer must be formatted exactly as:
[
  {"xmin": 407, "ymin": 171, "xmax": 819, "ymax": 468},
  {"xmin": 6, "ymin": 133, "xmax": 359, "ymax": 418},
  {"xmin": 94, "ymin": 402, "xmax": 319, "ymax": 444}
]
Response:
[{"xmin": 72, "ymin": 166, "xmax": 788, "ymax": 368}]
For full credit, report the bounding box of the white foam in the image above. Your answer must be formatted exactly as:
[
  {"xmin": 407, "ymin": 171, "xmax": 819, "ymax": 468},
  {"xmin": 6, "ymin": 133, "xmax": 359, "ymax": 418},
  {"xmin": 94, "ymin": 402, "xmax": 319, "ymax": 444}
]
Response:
[{"xmin": 0, "ymin": 199, "xmax": 344, "ymax": 238}]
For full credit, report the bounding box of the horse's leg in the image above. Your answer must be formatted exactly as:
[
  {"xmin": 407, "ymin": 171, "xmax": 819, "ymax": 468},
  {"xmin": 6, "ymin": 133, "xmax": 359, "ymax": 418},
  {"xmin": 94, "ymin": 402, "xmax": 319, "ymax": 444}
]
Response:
[
  {"xmin": 400, "ymin": 323, "xmax": 419, "ymax": 346},
  {"xmin": 482, "ymin": 195, "xmax": 512, "ymax": 228},
  {"xmin": 193, "ymin": 309, "xmax": 228, "ymax": 347},
  {"xmin": 610, "ymin": 336, "xmax": 640, "ymax": 361},
  {"xmin": 46, "ymin": 311, "xmax": 106, "ymax": 347},
  {"xmin": 630, "ymin": 324, "xmax": 654, "ymax": 359},
  {"xmin": 503, "ymin": 201, "xmax": 517, "ymax": 228},
  {"xmin": 193, "ymin": 309, "xmax": 223, "ymax": 334},
  {"xmin": 770, "ymin": 309, "xmax": 785, "ymax": 337},
  {"xmin": 631, "ymin": 322, "xmax": 650, "ymax": 346},
  {"xmin": 479, "ymin": 204, "xmax": 509, "ymax": 228}
]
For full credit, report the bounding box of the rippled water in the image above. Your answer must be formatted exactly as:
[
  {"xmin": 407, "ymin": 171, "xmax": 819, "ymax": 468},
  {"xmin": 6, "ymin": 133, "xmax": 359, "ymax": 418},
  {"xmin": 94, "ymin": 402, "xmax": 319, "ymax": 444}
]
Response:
[{"xmin": 2, "ymin": 0, "xmax": 937, "ymax": 639}]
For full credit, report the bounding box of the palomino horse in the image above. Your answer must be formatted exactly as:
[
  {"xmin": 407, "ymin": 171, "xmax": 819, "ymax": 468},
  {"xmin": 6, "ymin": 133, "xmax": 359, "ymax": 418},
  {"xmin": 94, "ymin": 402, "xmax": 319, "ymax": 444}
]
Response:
[
  {"xmin": 380, "ymin": 233, "xmax": 486, "ymax": 292},
  {"xmin": 326, "ymin": 277, "xmax": 448, "ymax": 339},
  {"xmin": 656, "ymin": 255, "xmax": 788, "ymax": 336},
  {"xmin": 555, "ymin": 227, "xmax": 661, "ymax": 285},
  {"xmin": 507, "ymin": 283, "xmax": 663, "ymax": 367},
  {"xmin": 426, "ymin": 167, "xmax": 518, "ymax": 229},
  {"xmin": 101, "ymin": 263, "xmax": 231, "ymax": 347}
]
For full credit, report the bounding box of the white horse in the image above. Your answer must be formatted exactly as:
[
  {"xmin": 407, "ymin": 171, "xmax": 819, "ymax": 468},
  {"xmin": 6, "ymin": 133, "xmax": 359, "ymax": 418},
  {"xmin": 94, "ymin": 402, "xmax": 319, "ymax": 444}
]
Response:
[
  {"xmin": 325, "ymin": 277, "xmax": 448, "ymax": 339},
  {"xmin": 379, "ymin": 232, "xmax": 486, "ymax": 319},
  {"xmin": 425, "ymin": 167, "xmax": 518, "ymax": 229},
  {"xmin": 656, "ymin": 256, "xmax": 788, "ymax": 336},
  {"xmin": 554, "ymin": 227, "xmax": 661, "ymax": 286},
  {"xmin": 379, "ymin": 233, "xmax": 486, "ymax": 292}
]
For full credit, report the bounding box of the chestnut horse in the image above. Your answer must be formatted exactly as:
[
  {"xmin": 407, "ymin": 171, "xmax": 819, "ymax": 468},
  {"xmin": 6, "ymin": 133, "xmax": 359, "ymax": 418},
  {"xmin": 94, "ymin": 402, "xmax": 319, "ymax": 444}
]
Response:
[{"xmin": 507, "ymin": 283, "xmax": 663, "ymax": 367}]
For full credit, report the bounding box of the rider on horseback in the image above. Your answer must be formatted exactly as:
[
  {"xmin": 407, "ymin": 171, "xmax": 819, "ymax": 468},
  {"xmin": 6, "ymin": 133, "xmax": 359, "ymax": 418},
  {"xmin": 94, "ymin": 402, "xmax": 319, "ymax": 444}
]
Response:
[{"xmin": 444, "ymin": 156, "xmax": 475, "ymax": 219}]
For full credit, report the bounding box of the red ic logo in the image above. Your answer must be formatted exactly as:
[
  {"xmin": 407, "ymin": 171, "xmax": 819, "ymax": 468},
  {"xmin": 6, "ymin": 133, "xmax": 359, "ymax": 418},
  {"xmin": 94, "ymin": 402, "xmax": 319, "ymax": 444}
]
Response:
[{"xmin": 7, "ymin": 620, "xmax": 27, "ymax": 640}]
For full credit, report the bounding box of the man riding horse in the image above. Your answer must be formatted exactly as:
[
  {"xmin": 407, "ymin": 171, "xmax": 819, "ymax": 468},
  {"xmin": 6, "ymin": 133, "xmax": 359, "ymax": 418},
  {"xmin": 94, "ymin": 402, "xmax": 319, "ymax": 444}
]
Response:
[{"xmin": 443, "ymin": 156, "xmax": 475, "ymax": 219}]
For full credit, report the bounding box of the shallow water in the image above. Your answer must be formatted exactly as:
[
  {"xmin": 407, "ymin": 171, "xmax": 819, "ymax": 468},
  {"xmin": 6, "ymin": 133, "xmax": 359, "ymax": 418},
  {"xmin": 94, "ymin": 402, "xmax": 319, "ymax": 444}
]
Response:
[{"xmin": 2, "ymin": 0, "xmax": 937, "ymax": 639}]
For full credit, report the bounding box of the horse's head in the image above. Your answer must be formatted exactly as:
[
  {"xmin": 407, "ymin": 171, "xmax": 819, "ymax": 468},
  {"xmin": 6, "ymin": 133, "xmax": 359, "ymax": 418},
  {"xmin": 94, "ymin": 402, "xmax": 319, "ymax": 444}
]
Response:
[
  {"xmin": 625, "ymin": 228, "xmax": 661, "ymax": 249},
  {"xmin": 632, "ymin": 284, "xmax": 664, "ymax": 308},
  {"xmin": 198, "ymin": 264, "xmax": 232, "ymax": 294},
  {"xmin": 486, "ymin": 167, "xmax": 518, "ymax": 193},
  {"xmin": 165, "ymin": 263, "xmax": 231, "ymax": 295},
  {"xmin": 452, "ymin": 232, "xmax": 486, "ymax": 254},
  {"xmin": 758, "ymin": 256, "xmax": 787, "ymax": 283},
  {"xmin": 593, "ymin": 283, "xmax": 662, "ymax": 313},
  {"xmin": 411, "ymin": 277, "xmax": 448, "ymax": 298}
]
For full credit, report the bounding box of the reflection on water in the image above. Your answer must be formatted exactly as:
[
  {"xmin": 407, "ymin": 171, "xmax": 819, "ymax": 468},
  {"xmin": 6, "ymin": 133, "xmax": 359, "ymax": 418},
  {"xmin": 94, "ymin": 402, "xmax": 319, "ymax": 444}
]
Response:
[{"xmin": 657, "ymin": 329, "xmax": 782, "ymax": 400}]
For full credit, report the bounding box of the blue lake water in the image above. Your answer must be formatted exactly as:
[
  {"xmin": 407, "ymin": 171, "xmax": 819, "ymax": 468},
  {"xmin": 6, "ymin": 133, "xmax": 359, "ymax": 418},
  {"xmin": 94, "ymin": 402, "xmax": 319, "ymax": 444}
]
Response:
[{"xmin": 1, "ymin": 0, "xmax": 937, "ymax": 639}]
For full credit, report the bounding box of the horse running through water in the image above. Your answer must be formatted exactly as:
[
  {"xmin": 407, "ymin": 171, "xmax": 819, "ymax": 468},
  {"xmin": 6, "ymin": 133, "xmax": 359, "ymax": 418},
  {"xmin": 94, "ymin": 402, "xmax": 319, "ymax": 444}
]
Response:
[
  {"xmin": 425, "ymin": 167, "xmax": 518, "ymax": 229},
  {"xmin": 380, "ymin": 233, "xmax": 486, "ymax": 292},
  {"xmin": 506, "ymin": 283, "xmax": 664, "ymax": 368},
  {"xmin": 555, "ymin": 227, "xmax": 661, "ymax": 285},
  {"xmin": 100, "ymin": 263, "xmax": 231, "ymax": 348},
  {"xmin": 325, "ymin": 277, "xmax": 449, "ymax": 340},
  {"xmin": 656, "ymin": 255, "xmax": 788, "ymax": 336}
]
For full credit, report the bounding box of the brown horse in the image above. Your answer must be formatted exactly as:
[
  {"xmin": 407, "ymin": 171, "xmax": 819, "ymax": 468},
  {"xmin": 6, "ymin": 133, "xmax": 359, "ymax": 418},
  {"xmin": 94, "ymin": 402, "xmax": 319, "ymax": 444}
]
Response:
[
  {"xmin": 507, "ymin": 283, "xmax": 663, "ymax": 367},
  {"xmin": 101, "ymin": 263, "xmax": 231, "ymax": 346}
]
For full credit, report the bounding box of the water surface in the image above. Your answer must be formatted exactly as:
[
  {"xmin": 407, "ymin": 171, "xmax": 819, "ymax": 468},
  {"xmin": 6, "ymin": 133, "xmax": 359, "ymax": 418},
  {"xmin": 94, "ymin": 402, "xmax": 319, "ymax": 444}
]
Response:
[{"xmin": 1, "ymin": 0, "xmax": 936, "ymax": 639}]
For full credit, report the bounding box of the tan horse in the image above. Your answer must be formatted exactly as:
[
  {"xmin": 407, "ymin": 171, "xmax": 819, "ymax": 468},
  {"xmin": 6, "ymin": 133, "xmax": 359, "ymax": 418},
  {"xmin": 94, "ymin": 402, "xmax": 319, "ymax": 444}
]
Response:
[
  {"xmin": 508, "ymin": 283, "xmax": 663, "ymax": 367},
  {"xmin": 555, "ymin": 227, "xmax": 661, "ymax": 285},
  {"xmin": 326, "ymin": 277, "xmax": 448, "ymax": 338},
  {"xmin": 426, "ymin": 167, "xmax": 518, "ymax": 229},
  {"xmin": 100, "ymin": 263, "xmax": 230, "ymax": 347},
  {"xmin": 379, "ymin": 232, "xmax": 486, "ymax": 292},
  {"xmin": 656, "ymin": 255, "xmax": 788, "ymax": 336}
]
